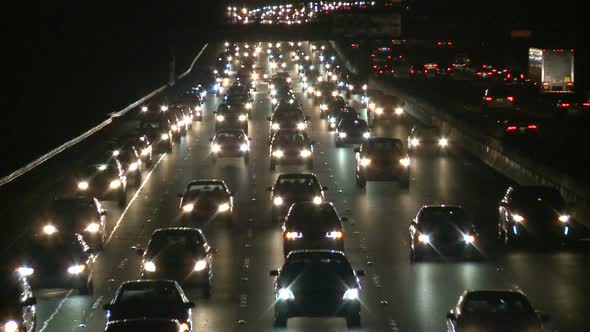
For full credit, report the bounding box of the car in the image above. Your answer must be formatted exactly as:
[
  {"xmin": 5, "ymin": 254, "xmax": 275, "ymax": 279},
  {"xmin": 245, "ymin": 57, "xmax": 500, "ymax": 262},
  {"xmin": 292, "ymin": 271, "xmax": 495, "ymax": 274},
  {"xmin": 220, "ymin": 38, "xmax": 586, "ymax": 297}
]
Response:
[
  {"xmin": 446, "ymin": 290, "xmax": 550, "ymax": 332},
  {"xmin": 481, "ymin": 86, "xmax": 517, "ymax": 110},
  {"xmin": 493, "ymin": 114, "xmax": 541, "ymax": 142},
  {"xmin": 17, "ymin": 233, "xmax": 96, "ymax": 294},
  {"xmin": 272, "ymin": 97, "xmax": 301, "ymax": 114},
  {"xmin": 322, "ymin": 96, "xmax": 346, "ymax": 119},
  {"xmin": 138, "ymin": 117, "xmax": 173, "ymax": 153},
  {"xmin": 409, "ymin": 205, "xmax": 480, "ymax": 262},
  {"xmin": 335, "ymin": 118, "xmax": 371, "ymax": 146},
  {"xmin": 71, "ymin": 158, "xmax": 127, "ymax": 207},
  {"xmin": 42, "ymin": 196, "xmax": 107, "ymax": 250},
  {"xmin": 269, "ymin": 250, "xmax": 364, "ymax": 327},
  {"xmin": 224, "ymin": 84, "xmax": 253, "ymax": 112},
  {"xmin": 498, "ymin": 185, "xmax": 575, "ymax": 246},
  {"xmin": 368, "ymin": 94, "xmax": 405, "ymax": 123},
  {"xmin": 407, "ymin": 125, "xmax": 450, "ymax": 155},
  {"xmin": 0, "ymin": 272, "xmax": 37, "ymax": 332},
  {"xmin": 361, "ymin": 88, "xmax": 384, "ymax": 106},
  {"xmin": 313, "ymin": 81, "xmax": 337, "ymax": 102},
  {"xmin": 104, "ymin": 319, "xmax": 183, "ymax": 332},
  {"xmin": 268, "ymin": 173, "xmax": 327, "ymax": 222},
  {"xmin": 269, "ymin": 83, "xmax": 293, "ymax": 104},
  {"xmin": 269, "ymin": 130, "xmax": 315, "ymax": 170},
  {"xmin": 354, "ymin": 138, "xmax": 410, "ymax": 188},
  {"xmin": 178, "ymin": 180, "xmax": 234, "ymax": 224},
  {"xmin": 103, "ymin": 280, "xmax": 194, "ymax": 331},
  {"xmin": 235, "ymin": 68, "xmax": 256, "ymax": 91},
  {"xmin": 327, "ymin": 106, "xmax": 359, "ymax": 131},
  {"xmin": 107, "ymin": 140, "xmax": 143, "ymax": 186},
  {"xmin": 214, "ymin": 103, "xmax": 249, "ymax": 134},
  {"xmin": 210, "ymin": 129, "xmax": 250, "ymax": 162},
  {"xmin": 137, "ymin": 228, "xmax": 213, "ymax": 296},
  {"xmin": 267, "ymin": 109, "xmax": 308, "ymax": 133},
  {"xmin": 282, "ymin": 202, "xmax": 345, "ymax": 256},
  {"xmin": 550, "ymin": 92, "xmax": 590, "ymax": 115}
]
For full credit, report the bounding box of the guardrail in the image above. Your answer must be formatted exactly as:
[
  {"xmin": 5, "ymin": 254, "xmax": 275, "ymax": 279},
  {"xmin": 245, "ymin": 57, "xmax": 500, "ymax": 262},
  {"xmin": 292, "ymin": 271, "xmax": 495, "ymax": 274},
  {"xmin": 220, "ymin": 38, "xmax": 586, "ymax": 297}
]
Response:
[{"xmin": 0, "ymin": 43, "xmax": 209, "ymax": 188}]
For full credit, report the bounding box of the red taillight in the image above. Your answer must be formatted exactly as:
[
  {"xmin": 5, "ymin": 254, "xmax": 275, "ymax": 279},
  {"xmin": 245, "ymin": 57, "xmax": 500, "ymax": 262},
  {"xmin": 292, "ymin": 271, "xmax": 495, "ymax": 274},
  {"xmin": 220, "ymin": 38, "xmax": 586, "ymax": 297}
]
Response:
[
  {"xmin": 506, "ymin": 126, "xmax": 518, "ymax": 131},
  {"xmin": 437, "ymin": 41, "xmax": 443, "ymax": 46},
  {"xmin": 561, "ymin": 103, "xmax": 571, "ymax": 107},
  {"xmin": 583, "ymin": 102, "xmax": 590, "ymax": 107},
  {"xmin": 485, "ymin": 97, "xmax": 493, "ymax": 102},
  {"xmin": 506, "ymin": 74, "xmax": 512, "ymax": 79},
  {"xmin": 387, "ymin": 55, "xmax": 391, "ymax": 59},
  {"xmin": 372, "ymin": 65, "xmax": 377, "ymax": 69},
  {"xmin": 424, "ymin": 69, "xmax": 428, "ymax": 73},
  {"xmin": 447, "ymin": 67, "xmax": 451, "ymax": 71},
  {"xmin": 507, "ymin": 96, "xmax": 514, "ymax": 102},
  {"xmin": 492, "ymin": 69, "xmax": 498, "ymax": 73},
  {"xmin": 447, "ymin": 42, "xmax": 452, "ymax": 46},
  {"xmin": 477, "ymin": 72, "xmax": 483, "ymax": 76},
  {"xmin": 567, "ymin": 82, "xmax": 574, "ymax": 87},
  {"xmin": 527, "ymin": 124, "xmax": 538, "ymax": 130},
  {"xmin": 390, "ymin": 69, "xmax": 395, "ymax": 73},
  {"xmin": 520, "ymin": 74, "xmax": 525, "ymax": 79},
  {"xmin": 433, "ymin": 64, "xmax": 438, "ymax": 67},
  {"xmin": 542, "ymin": 82, "xmax": 549, "ymax": 86},
  {"xmin": 379, "ymin": 70, "xmax": 383, "ymax": 74},
  {"xmin": 371, "ymin": 54, "xmax": 376, "ymax": 58},
  {"xmin": 410, "ymin": 69, "xmax": 415, "ymax": 74}
]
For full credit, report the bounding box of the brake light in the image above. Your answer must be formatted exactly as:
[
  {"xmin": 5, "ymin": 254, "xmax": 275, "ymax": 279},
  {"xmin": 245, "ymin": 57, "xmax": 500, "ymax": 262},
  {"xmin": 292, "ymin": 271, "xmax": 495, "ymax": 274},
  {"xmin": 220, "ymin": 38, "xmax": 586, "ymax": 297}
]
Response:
[
  {"xmin": 520, "ymin": 74, "xmax": 525, "ymax": 79},
  {"xmin": 410, "ymin": 69, "xmax": 415, "ymax": 74},
  {"xmin": 379, "ymin": 70, "xmax": 383, "ymax": 74},
  {"xmin": 567, "ymin": 82, "xmax": 574, "ymax": 87},
  {"xmin": 543, "ymin": 82, "xmax": 549, "ymax": 86},
  {"xmin": 373, "ymin": 65, "xmax": 377, "ymax": 69},
  {"xmin": 561, "ymin": 103, "xmax": 571, "ymax": 107},
  {"xmin": 506, "ymin": 126, "xmax": 518, "ymax": 131},
  {"xmin": 371, "ymin": 54, "xmax": 376, "ymax": 58},
  {"xmin": 477, "ymin": 72, "xmax": 483, "ymax": 76},
  {"xmin": 583, "ymin": 102, "xmax": 590, "ymax": 107},
  {"xmin": 527, "ymin": 124, "xmax": 538, "ymax": 129},
  {"xmin": 387, "ymin": 55, "xmax": 391, "ymax": 59},
  {"xmin": 507, "ymin": 96, "xmax": 514, "ymax": 102},
  {"xmin": 485, "ymin": 97, "xmax": 493, "ymax": 102}
]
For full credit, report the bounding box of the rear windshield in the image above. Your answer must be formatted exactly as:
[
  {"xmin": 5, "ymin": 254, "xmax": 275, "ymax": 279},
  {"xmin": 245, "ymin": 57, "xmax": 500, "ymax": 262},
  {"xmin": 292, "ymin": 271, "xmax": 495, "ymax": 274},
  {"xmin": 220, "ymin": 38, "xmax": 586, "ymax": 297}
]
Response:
[
  {"xmin": 275, "ymin": 132, "xmax": 308, "ymax": 144},
  {"xmin": 365, "ymin": 140, "xmax": 403, "ymax": 153},
  {"xmin": 463, "ymin": 293, "xmax": 534, "ymax": 314},
  {"xmin": 277, "ymin": 176, "xmax": 319, "ymax": 188},
  {"xmin": 117, "ymin": 284, "xmax": 181, "ymax": 304},
  {"xmin": 287, "ymin": 205, "xmax": 340, "ymax": 229},
  {"xmin": 283, "ymin": 256, "xmax": 354, "ymax": 283}
]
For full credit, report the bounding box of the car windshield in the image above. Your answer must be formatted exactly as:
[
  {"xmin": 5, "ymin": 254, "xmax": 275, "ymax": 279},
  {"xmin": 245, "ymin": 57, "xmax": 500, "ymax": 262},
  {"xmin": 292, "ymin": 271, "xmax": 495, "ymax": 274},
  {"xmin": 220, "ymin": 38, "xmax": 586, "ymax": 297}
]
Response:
[
  {"xmin": 365, "ymin": 140, "xmax": 403, "ymax": 153},
  {"xmin": 287, "ymin": 205, "xmax": 340, "ymax": 229},
  {"xmin": 275, "ymin": 132, "xmax": 308, "ymax": 144},
  {"xmin": 283, "ymin": 256, "xmax": 354, "ymax": 285},
  {"xmin": 463, "ymin": 293, "xmax": 534, "ymax": 314},
  {"xmin": 512, "ymin": 187, "xmax": 566, "ymax": 209},
  {"xmin": 187, "ymin": 183, "xmax": 225, "ymax": 192},
  {"xmin": 117, "ymin": 283, "xmax": 181, "ymax": 305},
  {"xmin": 277, "ymin": 176, "xmax": 319, "ymax": 189},
  {"xmin": 216, "ymin": 132, "xmax": 244, "ymax": 141},
  {"xmin": 49, "ymin": 198, "xmax": 96, "ymax": 221},
  {"xmin": 145, "ymin": 232, "xmax": 202, "ymax": 257}
]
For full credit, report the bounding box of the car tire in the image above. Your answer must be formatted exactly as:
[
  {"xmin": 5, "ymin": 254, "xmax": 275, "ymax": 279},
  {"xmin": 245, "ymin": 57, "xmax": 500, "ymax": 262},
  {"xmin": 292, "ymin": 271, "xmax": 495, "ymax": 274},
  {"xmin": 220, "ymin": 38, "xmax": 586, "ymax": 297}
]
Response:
[
  {"xmin": 346, "ymin": 312, "xmax": 361, "ymax": 328},
  {"xmin": 274, "ymin": 313, "xmax": 288, "ymax": 328}
]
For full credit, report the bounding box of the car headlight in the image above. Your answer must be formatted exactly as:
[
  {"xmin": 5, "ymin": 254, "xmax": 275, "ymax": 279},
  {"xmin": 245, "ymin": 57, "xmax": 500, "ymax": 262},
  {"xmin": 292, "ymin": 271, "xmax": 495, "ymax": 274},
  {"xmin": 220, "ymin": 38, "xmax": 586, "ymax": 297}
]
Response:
[
  {"xmin": 369, "ymin": 102, "xmax": 376, "ymax": 110},
  {"xmin": 128, "ymin": 162, "xmax": 138, "ymax": 172},
  {"xmin": 463, "ymin": 234, "xmax": 476, "ymax": 244},
  {"xmin": 331, "ymin": 90, "xmax": 339, "ymax": 97},
  {"xmin": 348, "ymin": 85, "xmax": 354, "ymax": 91},
  {"xmin": 375, "ymin": 107, "xmax": 384, "ymax": 115},
  {"xmin": 3, "ymin": 321, "xmax": 19, "ymax": 332},
  {"xmin": 16, "ymin": 266, "xmax": 34, "ymax": 277},
  {"xmin": 43, "ymin": 224, "xmax": 58, "ymax": 235},
  {"xmin": 144, "ymin": 261, "xmax": 156, "ymax": 272},
  {"xmin": 67, "ymin": 264, "xmax": 86, "ymax": 275},
  {"xmin": 559, "ymin": 214, "xmax": 570, "ymax": 223},
  {"xmin": 182, "ymin": 203, "xmax": 194, "ymax": 213},
  {"xmin": 109, "ymin": 179, "xmax": 122, "ymax": 189},
  {"xmin": 343, "ymin": 288, "xmax": 359, "ymax": 301},
  {"xmin": 270, "ymin": 84, "xmax": 275, "ymax": 90},
  {"xmin": 271, "ymin": 123, "xmax": 280, "ymax": 130},
  {"xmin": 512, "ymin": 214, "xmax": 525, "ymax": 223},
  {"xmin": 300, "ymin": 149, "xmax": 312, "ymax": 158},
  {"xmin": 438, "ymin": 137, "xmax": 449, "ymax": 147},
  {"xmin": 296, "ymin": 122, "xmax": 306, "ymax": 130},
  {"xmin": 325, "ymin": 230, "xmax": 343, "ymax": 239},
  {"xmin": 363, "ymin": 132, "xmax": 371, "ymax": 139},
  {"xmin": 315, "ymin": 91, "xmax": 322, "ymax": 97},
  {"xmin": 245, "ymin": 103, "xmax": 252, "ymax": 110},
  {"xmin": 400, "ymin": 157, "xmax": 411, "ymax": 167},
  {"xmin": 320, "ymin": 104, "xmax": 328, "ymax": 110},
  {"xmin": 339, "ymin": 132, "xmax": 347, "ymax": 138},
  {"xmin": 218, "ymin": 202, "xmax": 231, "ymax": 212},
  {"xmin": 410, "ymin": 137, "xmax": 420, "ymax": 147},
  {"xmin": 171, "ymin": 124, "xmax": 179, "ymax": 131},
  {"xmin": 418, "ymin": 234, "xmax": 430, "ymax": 243},
  {"xmin": 312, "ymin": 196, "xmax": 322, "ymax": 205},
  {"xmin": 239, "ymin": 114, "xmax": 247, "ymax": 122},
  {"xmin": 141, "ymin": 148, "xmax": 150, "ymax": 156},
  {"xmin": 161, "ymin": 133, "xmax": 169, "ymax": 140},
  {"xmin": 216, "ymin": 115, "xmax": 225, "ymax": 122},
  {"xmin": 161, "ymin": 105, "xmax": 168, "ymax": 112},
  {"xmin": 194, "ymin": 259, "xmax": 208, "ymax": 272},
  {"xmin": 272, "ymin": 150, "xmax": 284, "ymax": 158},
  {"xmin": 273, "ymin": 196, "xmax": 284, "ymax": 206},
  {"xmin": 271, "ymin": 98, "xmax": 278, "ymax": 105},
  {"xmin": 395, "ymin": 107, "xmax": 404, "ymax": 115},
  {"xmin": 277, "ymin": 288, "xmax": 295, "ymax": 301},
  {"xmin": 285, "ymin": 231, "xmax": 303, "ymax": 240},
  {"xmin": 112, "ymin": 150, "xmax": 120, "ymax": 157},
  {"xmin": 360, "ymin": 158, "xmax": 371, "ymax": 167},
  {"xmin": 211, "ymin": 144, "xmax": 221, "ymax": 153},
  {"xmin": 252, "ymin": 73, "xmax": 258, "ymax": 80},
  {"xmin": 240, "ymin": 144, "xmax": 249, "ymax": 152},
  {"xmin": 85, "ymin": 222, "xmax": 101, "ymax": 234},
  {"xmin": 78, "ymin": 181, "xmax": 89, "ymax": 190},
  {"xmin": 328, "ymin": 116, "xmax": 336, "ymax": 123}
]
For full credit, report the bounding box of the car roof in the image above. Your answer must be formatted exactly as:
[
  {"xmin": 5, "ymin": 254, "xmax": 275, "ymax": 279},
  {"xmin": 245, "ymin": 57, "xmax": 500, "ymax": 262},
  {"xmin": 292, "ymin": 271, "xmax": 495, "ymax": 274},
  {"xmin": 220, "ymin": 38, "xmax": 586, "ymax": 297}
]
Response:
[
  {"xmin": 152, "ymin": 227, "xmax": 202, "ymax": 236},
  {"xmin": 120, "ymin": 279, "xmax": 179, "ymax": 288},
  {"xmin": 187, "ymin": 179, "xmax": 225, "ymax": 186},
  {"xmin": 277, "ymin": 173, "xmax": 317, "ymax": 179}
]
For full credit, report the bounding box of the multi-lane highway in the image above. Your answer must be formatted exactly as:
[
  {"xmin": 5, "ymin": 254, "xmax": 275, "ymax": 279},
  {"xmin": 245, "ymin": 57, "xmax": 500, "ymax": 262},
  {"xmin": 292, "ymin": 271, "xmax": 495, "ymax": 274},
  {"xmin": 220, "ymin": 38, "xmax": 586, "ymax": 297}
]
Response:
[{"xmin": 22, "ymin": 41, "xmax": 590, "ymax": 332}]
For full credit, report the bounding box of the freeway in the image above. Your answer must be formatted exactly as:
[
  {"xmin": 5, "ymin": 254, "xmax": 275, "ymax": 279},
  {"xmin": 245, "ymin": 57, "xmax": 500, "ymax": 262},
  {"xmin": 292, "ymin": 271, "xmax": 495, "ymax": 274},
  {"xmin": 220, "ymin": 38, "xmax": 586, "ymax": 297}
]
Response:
[{"xmin": 26, "ymin": 41, "xmax": 590, "ymax": 332}]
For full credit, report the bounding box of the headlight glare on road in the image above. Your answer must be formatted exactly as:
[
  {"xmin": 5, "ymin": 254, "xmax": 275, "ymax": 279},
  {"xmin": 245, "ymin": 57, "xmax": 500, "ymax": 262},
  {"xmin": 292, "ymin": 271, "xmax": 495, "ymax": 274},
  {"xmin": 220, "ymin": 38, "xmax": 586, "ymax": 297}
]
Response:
[
  {"xmin": 277, "ymin": 288, "xmax": 295, "ymax": 301},
  {"xmin": 512, "ymin": 214, "xmax": 525, "ymax": 222},
  {"xmin": 3, "ymin": 320, "xmax": 19, "ymax": 332},
  {"xmin": 109, "ymin": 179, "xmax": 122, "ymax": 189},
  {"xmin": 182, "ymin": 203, "xmax": 194, "ymax": 213},
  {"xmin": 559, "ymin": 214, "xmax": 570, "ymax": 223},
  {"xmin": 273, "ymin": 196, "xmax": 284, "ymax": 206},
  {"xmin": 312, "ymin": 196, "xmax": 323, "ymax": 205},
  {"xmin": 463, "ymin": 234, "xmax": 476, "ymax": 244},
  {"xmin": 438, "ymin": 137, "xmax": 449, "ymax": 147},
  {"xmin": 418, "ymin": 234, "xmax": 430, "ymax": 243},
  {"xmin": 218, "ymin": 202, "xmax": 231, "ymax": 212},
  {"xmin": 216, "ymin": 115, "xmax": 225, "ymax": 122},
  {"xmin": 300, "ymin": 149, "xmax": 312, "ymax": 158},
  {"xmin": 43, "ymin": 224, "xmax": 58, "ymax": 235},
  {"xmin": 78, "ymin": 181, "xmax": 89, "ymax": 190},
  {"xmin": 343, "ymin": 288, "xmax": 359, "ymax": 301},
  {"xmin": 85, "ymin": 222, "xmax": 101, "ymax": 234},
  {"xmin": 67, "ymin": 264, "xmax": 86, "ymax": 275},
  {"xmin": 400, "ymin": 157, "xmax": 411, "ymax": 167},
  {"xmin": 144, "ymin": 261, "xmax": 156, "ymax": 272},
  {"xmin": 194, "ymin": 259, "xmax": 207, "ymax": 272},
  {"xmin": 16, "ymin": 266, "xmax": 34, "ymax": 277}
]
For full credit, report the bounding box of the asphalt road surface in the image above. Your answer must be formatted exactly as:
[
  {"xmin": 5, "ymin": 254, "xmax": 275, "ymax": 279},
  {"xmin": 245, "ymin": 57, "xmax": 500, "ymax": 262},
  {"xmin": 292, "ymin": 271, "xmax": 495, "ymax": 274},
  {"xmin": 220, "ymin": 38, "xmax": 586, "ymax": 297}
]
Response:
[{"xmin": 32, "ymin": 42, "xmax": 590, "ymax": 332}]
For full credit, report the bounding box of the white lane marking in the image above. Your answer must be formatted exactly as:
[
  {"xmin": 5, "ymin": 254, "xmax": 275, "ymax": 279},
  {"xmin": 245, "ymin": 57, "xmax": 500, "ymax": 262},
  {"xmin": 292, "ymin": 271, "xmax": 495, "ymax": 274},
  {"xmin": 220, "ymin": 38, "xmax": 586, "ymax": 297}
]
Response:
[
  {"xmin": 106, "ymin": 154, "xmax": 166, "ymax": 244},
  {"xmin": 37, "ymin": 289, "xmax": 74, "ymax": 332}
]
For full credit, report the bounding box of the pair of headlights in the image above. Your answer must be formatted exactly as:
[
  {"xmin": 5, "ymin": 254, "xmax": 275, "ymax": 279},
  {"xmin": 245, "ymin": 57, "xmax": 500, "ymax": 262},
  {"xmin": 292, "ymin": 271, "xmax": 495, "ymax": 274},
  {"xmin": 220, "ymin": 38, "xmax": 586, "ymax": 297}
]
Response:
[{"xmin": 144, "ymin": 259, "xmax": 207, "ymax": 273}]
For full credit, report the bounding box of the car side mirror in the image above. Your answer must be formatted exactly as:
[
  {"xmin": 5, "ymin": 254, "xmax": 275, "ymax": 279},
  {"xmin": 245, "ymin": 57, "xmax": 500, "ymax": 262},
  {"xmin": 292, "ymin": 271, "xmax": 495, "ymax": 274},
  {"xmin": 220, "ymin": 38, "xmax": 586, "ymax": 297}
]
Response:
[
  {"xmin": 446, "ymin": 312, "xmax": 456, "ymax": 320},
  {"xmin": 353, "ymin": 148, "xmax": 360, "ymax": 153},
  {"xmin": 322, "ymin": 186, "xmax": 328, "ymax": 191},
  {"xmin": 269, "ymin": 270, "xmax": 279, "ymax": 277},
  {"xmin": 355, "ymin": 270, "xmax": 365, "ymax": 277},
  {"xmin": 22, "ymin": 297, "xmax": 37, "ymax": 306},
  {"xmin": 340, "ymin": 217, "xmax": 349, "ymax": 222}
]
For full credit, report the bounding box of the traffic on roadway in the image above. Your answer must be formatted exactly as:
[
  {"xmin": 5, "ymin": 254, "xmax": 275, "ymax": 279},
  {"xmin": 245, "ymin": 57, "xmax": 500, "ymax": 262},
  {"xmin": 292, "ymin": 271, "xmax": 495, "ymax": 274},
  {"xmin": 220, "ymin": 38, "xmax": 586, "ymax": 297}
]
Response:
[{"xmin": 2, "ymin": 39, "xmax": 590, "ymax": 332}]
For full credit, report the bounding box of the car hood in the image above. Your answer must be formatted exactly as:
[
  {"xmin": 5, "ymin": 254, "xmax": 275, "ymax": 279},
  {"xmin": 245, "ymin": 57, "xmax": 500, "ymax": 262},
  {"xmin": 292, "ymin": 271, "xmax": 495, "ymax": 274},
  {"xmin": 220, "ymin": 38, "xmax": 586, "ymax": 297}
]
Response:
[{"xmin": 458, "ymin": 313, "xmax": 542, "ymax": 332}]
